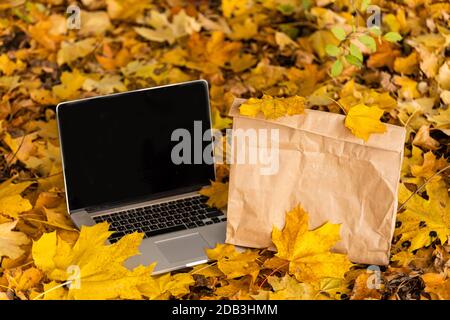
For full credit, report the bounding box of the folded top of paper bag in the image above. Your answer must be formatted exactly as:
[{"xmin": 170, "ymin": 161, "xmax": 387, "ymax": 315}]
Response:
[
  {"xmin": 228, "ymin": 98, "xmax": 406, "ymax": 152},
  {"xmin": 226, "ymin": 98, "xmax": 406, "ymax": 265}
]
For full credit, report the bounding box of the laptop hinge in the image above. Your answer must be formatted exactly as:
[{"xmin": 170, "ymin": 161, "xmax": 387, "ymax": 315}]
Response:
[
  {"xmin": 84, "ymin": 189, "xmax": 203, "ymax": 213},
  {"xmin": 86, "ymin": 203, "xmax": 125, "ymax": 213}
]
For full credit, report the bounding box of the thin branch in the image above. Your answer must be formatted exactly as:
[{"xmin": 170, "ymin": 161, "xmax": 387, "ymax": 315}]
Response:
[
  {"xmin": 324, "ymin": 96, "xmax": 348, "ymax": 115},
  {"xmin": 190, "ymin": 261, "xmax": 218, "ymax": 275},
  {"xmin": 397, "ymin": 164, "xmax": 450, "ymax": 212},
  {"xmin": 32, "ymin": 280, "xmax": 73, "ymax": 300},
  {"xmin": 258, "ymin": 260, "xmax": 290, "ymax": 290}
]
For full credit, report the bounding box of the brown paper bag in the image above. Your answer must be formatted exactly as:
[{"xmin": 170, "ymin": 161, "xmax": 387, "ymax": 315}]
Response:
[{"xmin": 225, "ymin": 98, "xmax": 406, "ymax": 265}]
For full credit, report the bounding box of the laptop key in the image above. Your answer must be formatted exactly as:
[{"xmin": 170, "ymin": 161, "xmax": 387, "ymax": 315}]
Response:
[
  {"xmin": 221, "ymin": 217, "xmax": 227, "ymax": 222},
  {"xmin": 145, "ymin": 224, "xmax": 186, "ymax": 237},
  {"xmin": 196, "ymin": 221, "xmax": 205, "ymax": 227},
  {"xmin": 111, "ymin": 231, "xmax": 125, "ymax": 238},
  {"xmin": 158, "ymin": 223, "xmax": 166, "ymax": 229},
  {"xmin": 205, "ymin": 221, "xmax": 213, "ymax": 225},
  {"xmin": 206, "ymin": 211, "xmax": 222, "ymax": 218},
  {"xmin": 166, "ymin": 221, "xmax": 174, "ymax": 227},
  {"xmin": 174, "ymin": 219, "xmax": 182, "ymax": 225},
  {"xmin": 187, "ymin": 222, "xmax": 197, "ymax": 229},
  {"xmin": 212, "ymin": 217, "xmax": 221, "ymax": 223}
]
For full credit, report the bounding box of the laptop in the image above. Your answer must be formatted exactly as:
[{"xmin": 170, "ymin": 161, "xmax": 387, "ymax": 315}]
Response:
[{"xmin": 56, "ymin": 80, "xmax": 226, "ymax": 274}]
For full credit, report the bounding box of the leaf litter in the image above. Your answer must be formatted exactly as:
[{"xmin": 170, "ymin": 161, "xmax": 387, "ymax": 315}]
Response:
[{"xmin": 0, "ymin": 0, "xmax": 449, "ymax": 300}]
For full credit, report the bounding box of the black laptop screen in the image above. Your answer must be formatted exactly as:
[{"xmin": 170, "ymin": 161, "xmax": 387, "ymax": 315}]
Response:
[{"xmin": 57, "ymin": 81, "xmax": 215, "ymax": 211}]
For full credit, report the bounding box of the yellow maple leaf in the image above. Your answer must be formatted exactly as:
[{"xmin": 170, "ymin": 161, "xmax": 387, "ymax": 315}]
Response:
[
  {"xmin": 266, "ymin": 274, "xmax": 320, "ymax": 300},
  {"xmin": 239, "ymin": 95, "xmax": 305, "ymax": 119},
  {"xmin": 5, "ymin": 267, "xmax": 43, "ymax": 293},
  {"xmin": 394, "ymin": 76, "xmax": 421, "ymax": 100},
  {"xmin": 56, "ymin": 38, "xmax": 97, "ymax": 66},
  {"xmin": 344, "ymin": 104, "xmax": 387, "ymax": 141},
  {"xmin": 221, "ymin": 0, "xmax": 253, "ymax": 18},
  {"xmin": 32, "ymin": 222, "xmax": 156, "ymax": 300},
  {"xmin": 350, "ymin": 273, "xmax": 383, "ymax": 300},
  {"xmin": 0, "ymin": 54, "xmax": 25, "ymax": 76},
  {"xmin": 138, "ymin": 273, "xmax": 194, "ymax": 300},
  {"xmin": 79, "ymin": 11, "xmax": 112, "ymax": 36},
  {"xmin": 191, "ymin": 263, "xmax": 224, "ymax": 278},
  {"xmin": 272, "ymin": 206, "xmax": 352, "ymax": 284},
  {"xmin": 0, "ymin": 221, "xmax": 30, "ymax": 260},
  {"xmin": 229, "ymin": 53, "xmax": 257, "ymax": 72},
  {"xmin": 395, "ymin": 179, "xmax": 450, "ymax": 252},
  {"xmin": 394, "ymin": 52, "xmax": 419, "ymax": 75},
  {"xmin": 411, "ymin": 151, "xmax": 448, "ymax": 179},
  {"xmin": 422, "ymin": 273, "xmax": 450, "ymax": 300},
  {"xmin": 212, "ymin": 109, "xmax": 232, "ymax": 130},
  {"xmin": 106, "ymin": 0, "xmax": 147, "ymax": 20},
  {"xmin": 134, "ymin": 10, "xmax": 200, "ymax": 44},
  {"xmin": 199, "ymin": 181, "xmax": 228, "ymax": 209},
  {"xmin": 39, "ymin": 281, "xmax": 68, "ymax": 300},
  {"xmin": 0, "ymin": 178, "xmax": 33, "ymax": 218},
  {"xmin": 229, "ymin": 17, "xmax": 258, "ymax": 40},
  {"xmin": 243, "ymin": 59, "xmax": 285, "ymax": 91},
  {"xmin": 214, "ymin": 277, "xmax": 253, "ymax": 299},
  {"xmin": 338, "ymin": 80, "xmax": 397, "ymax": 112},
  {"xmin": 206, "ymin": 244, "xmax": 260, "ymax": 281},
  {"xmin": 52, "ymin": 69, "xmax": 86, "ymax": 100},
  {"xmin": 82, "ymin": 74, "xmax": 127, "ymax": 95},
  {"xmin": 428, "ymin": 107, "xmax": 450, "ymax": 129},
  {"xmin": 413, "ymin": 125, "xmax": 440, "ymax": 151}
]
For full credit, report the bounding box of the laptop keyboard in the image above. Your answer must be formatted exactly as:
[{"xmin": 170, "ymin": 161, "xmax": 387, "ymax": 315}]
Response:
[{"xmin": 92, "ymin": 195, "xmax": 226, "ymax": 243}]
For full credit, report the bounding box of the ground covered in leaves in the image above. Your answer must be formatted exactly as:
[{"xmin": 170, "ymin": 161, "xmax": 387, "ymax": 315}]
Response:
[{"xmin": 0, "ymin": 0, "xmax": 449, "ymax": 300}]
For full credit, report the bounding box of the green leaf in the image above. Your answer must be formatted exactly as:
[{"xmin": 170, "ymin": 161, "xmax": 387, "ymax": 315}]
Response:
[
  {"xmin": 383, "ymin": 32, "xmax": 402, "ymax": 43},
  {"xmin": 277, "ymin": 4, "xmax": 295, "ymax": 15},
  {"xmin": 302, "ymin": 0, "xmax": 312, "ymax": 10},
  {"xmin": 349, "ymin": 43, "xmax": 363, "ymax": 61},
  {"xmin": 358, "ymin": 35, "xmax": 377, "ymax": 52},
  {"xmin": 368, "ymin": 26, "xmax": 382, "ymax": 36},
  {"xmin": 331, "ymin": 27, "xmax": 346, "ymax": 41},
  {"xmin": 331, "ymin": 60, "xmax": 343, "ymax": 77},
  {"xmin": 345, "ymin": 54, "xmax": 363, "ymax": 68},
  {"xmin": 280, "ymin": 25, "xmax": 299, "ymax": 39},
  {"xmin": 361, "ymin": 0, "xmax": 371, "ymax": 11},
  {"xmin": 325, "ymin": 44, "xmax": 340, "ymax": 57}
]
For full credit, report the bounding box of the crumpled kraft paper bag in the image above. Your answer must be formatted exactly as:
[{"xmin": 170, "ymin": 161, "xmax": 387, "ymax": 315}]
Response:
[{"xmin": 226, "ymin": 98, "xmax": 406, "ymax": 265}]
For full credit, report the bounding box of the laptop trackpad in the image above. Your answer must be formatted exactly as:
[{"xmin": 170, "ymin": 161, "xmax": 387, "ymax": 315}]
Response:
[{"xmin": 155, "ymin": 233, "xmax": 208, "ymax": 263}]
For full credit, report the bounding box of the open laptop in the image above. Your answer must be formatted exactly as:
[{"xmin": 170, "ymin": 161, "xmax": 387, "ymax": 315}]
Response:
[{"xmin": 56, "ymin": 80, "xmax": 226, "ymax": 274}]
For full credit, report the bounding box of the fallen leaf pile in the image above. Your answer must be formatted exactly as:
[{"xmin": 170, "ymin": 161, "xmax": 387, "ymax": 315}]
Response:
[{"xmin": 0, "ymin": 0, "xmax": 449, "ymax": 300}]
